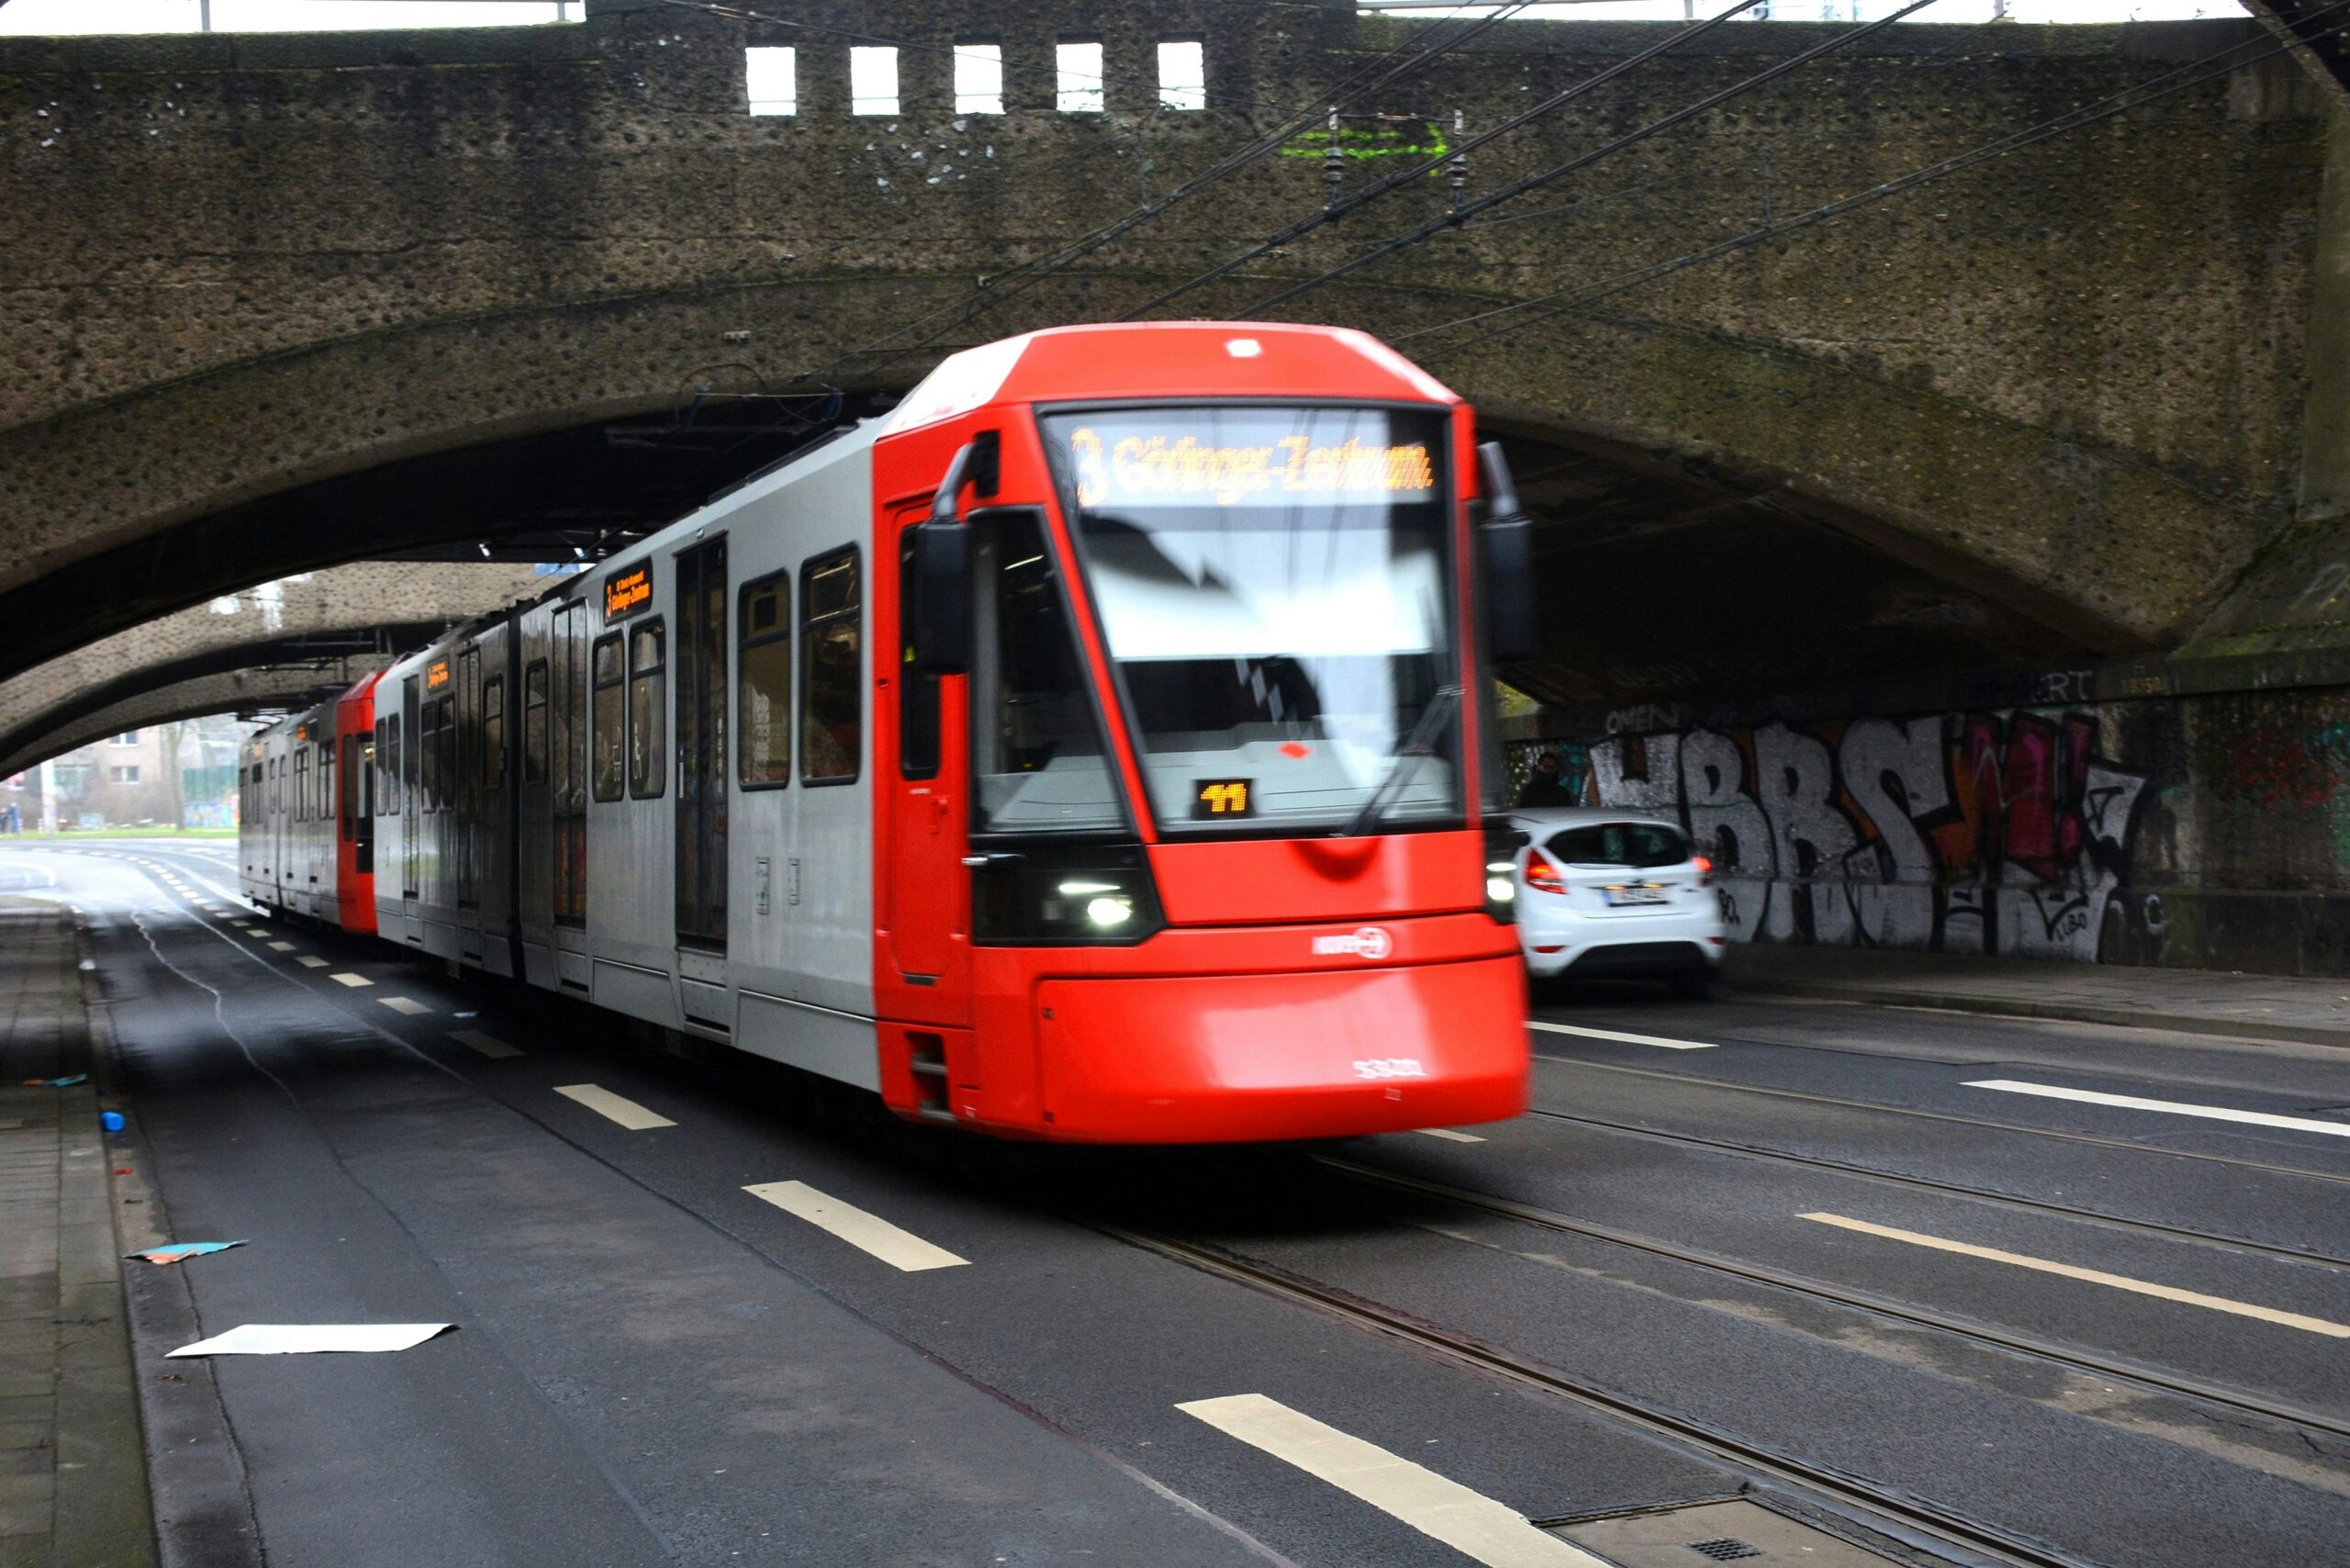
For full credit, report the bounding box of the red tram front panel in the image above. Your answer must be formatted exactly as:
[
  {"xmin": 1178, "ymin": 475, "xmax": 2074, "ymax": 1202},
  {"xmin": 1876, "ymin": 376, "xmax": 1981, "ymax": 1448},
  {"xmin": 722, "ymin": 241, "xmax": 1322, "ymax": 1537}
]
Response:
[
  {"xmin": 332, "ymin": 671, "xmax": 381, "ymax": 935},
  {"xmin": 868, "ymin": 323, "xmax": 1528, "ymax": 1142}
]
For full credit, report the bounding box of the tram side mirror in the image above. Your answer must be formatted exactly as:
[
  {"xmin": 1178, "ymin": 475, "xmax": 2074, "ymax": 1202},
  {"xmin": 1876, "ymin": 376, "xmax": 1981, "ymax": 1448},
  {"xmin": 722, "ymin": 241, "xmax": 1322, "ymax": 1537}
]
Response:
[
  {"xmin": 1476, "ymin": 442, "xmax": 1539, "ymax": 666},
  {"xmin": 906, "ymin": 521, "xmax": 971, "ymax": 674}
]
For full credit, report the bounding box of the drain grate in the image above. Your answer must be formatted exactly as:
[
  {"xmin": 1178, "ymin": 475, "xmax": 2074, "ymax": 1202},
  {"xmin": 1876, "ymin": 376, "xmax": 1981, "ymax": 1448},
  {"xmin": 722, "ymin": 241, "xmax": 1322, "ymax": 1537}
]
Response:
[{"xmin": 1686, "ymin": 1541, "xmax": 1763, "ymax": 1562}]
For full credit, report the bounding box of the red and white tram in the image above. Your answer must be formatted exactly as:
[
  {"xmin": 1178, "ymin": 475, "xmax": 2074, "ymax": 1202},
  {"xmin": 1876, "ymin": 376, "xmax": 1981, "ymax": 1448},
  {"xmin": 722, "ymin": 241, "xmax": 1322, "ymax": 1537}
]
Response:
[{"xmin": 241, "ymin": 322, "xmax": 1538, "ymax": 1142}]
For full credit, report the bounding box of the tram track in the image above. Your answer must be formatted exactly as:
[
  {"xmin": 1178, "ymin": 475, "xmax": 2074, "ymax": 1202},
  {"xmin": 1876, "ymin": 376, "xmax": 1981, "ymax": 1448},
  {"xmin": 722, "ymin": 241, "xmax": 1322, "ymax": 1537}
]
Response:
[
  {"xmin": 1519, "ymin": 1104, "xmax": 2350, "ymax": 1271},
  {"xmin": 1538, "ymin": 1054, "xmax": 2350, "ymax": 1189},
  {"xmin": 1304, "ymin": 1153, "xmax": 2350, "ymax": 1444},
  {"xmin": 1101, "ymin": 1220, "xmax": 2098, "ymax": 1568}
]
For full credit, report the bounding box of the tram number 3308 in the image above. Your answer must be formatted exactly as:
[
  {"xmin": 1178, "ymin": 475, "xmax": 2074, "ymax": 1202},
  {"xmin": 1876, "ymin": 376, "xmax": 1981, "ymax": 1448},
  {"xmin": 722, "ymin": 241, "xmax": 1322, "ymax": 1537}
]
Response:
[{"xmin": 1352, "ymin": 1058, "xmax": 1427, "ymax": 1080}]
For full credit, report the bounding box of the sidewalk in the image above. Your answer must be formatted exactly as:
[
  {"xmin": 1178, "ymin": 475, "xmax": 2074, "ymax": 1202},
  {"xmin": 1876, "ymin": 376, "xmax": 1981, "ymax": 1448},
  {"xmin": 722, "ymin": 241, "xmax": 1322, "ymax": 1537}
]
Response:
[
  {"xmin": 0, "ymin": 897, "xmax": 155, "ymax": 1568},
  {"xmin": 1722, "ymin": 943, "xmax": 2350, "ymax": 1048}
]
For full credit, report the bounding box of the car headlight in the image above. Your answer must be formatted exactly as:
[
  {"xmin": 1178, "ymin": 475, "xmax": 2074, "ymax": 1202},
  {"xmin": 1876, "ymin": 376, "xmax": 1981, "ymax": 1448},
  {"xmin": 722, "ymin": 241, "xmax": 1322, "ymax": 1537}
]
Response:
[{"xmin": 1483, "ymin": 818, "xmax": 1528, "ymax": 925}]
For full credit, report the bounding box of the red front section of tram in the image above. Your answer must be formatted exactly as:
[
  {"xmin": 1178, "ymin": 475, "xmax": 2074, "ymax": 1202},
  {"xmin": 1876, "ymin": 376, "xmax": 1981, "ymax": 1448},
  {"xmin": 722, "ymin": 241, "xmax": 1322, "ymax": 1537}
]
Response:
[
  {"xmin": 332, "ymin": 672, "xmax": 380, "ymax": 935},
  {"xmin": 868, "ymin": 323, "xmax": 1528, "ymax": 1143}
]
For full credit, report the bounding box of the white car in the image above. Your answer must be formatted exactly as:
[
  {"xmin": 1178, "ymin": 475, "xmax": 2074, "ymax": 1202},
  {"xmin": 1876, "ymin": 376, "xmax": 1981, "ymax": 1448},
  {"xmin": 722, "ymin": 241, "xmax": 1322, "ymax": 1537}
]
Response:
[{"xmin": 1506, "ymin": 807, "xmax": 1727, "ymax": 997}]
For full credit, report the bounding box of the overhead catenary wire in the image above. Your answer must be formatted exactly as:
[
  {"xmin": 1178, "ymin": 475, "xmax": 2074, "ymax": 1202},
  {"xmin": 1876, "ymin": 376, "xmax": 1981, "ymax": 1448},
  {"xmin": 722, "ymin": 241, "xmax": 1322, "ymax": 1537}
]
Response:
[
  {"xmin": 1398, "ymin": 4, "xmax": 2350, "ymax": 357},
  {"xmin": 1237, "ymin": 0, "xmax": 1942, "ymax": 314},
  {"xmin": 1113, "ymin": 0, "xmax": 1774, "ymax": 321}
]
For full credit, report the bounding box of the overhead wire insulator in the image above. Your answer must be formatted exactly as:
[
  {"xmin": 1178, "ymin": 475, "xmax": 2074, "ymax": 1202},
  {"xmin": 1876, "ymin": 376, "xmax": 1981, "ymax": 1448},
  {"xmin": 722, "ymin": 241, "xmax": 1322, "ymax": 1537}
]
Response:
[
  {"xmin": 1323, "ymin": 106, "xmax": 1345, "ymax": 214},
  {"xmin": 1448, "ymin": 108, "xmax": 1469, "ymax": 217}
]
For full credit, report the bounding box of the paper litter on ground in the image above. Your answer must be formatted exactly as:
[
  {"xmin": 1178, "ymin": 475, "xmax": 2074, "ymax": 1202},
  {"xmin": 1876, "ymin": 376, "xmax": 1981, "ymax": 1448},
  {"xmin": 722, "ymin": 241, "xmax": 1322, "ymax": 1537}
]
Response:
[
  {"xmin": 166, "ymin": 1323, "xmax": 456, "ymax": 1357},
  {"xmin": 127, "ymin": 1240, "xmax": 248, "ymax": 1266},
  {"xmin": 23, "ymin": 1074, "xmax": 87, "ymax": 1088}
]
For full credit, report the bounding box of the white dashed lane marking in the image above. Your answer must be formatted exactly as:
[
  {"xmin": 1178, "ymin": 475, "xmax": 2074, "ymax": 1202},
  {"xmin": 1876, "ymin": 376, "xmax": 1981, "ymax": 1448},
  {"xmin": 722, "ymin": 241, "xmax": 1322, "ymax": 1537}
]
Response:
[
  {"xmin": 1802, "ymin": 1213, "xmax": 2350, "ymax": 1338},
  {"xmin": 1416, "ymin": 1128, "xmax": 1486, "ymax": 1144},
  {"xmin": 1965, "ymin": 1079, "xmax": 2350, "ymax": 1139},
  {"xmin": 378, "ymin": 996, "xmax": 431, "ymax": 1016},
  {"xmin": 1527, "ymin": 1021, "xmax": 1715, "ymax": 1051},
  {"xmin": 554, "ymin": 1083, "xmax": 676, "ymax": 1131},
  {"xmin": 1177, "ymin": 1394, "xmax": 1607, "ymax": 1568},
  {"xmin": 744, "ymin": 1181, "xmax": 968, "ymax": 1271},
  {"xmin": 295, "ymin": 957, "xmax": 329, "ymax": 969},
  {"xmin": 449, "ymin": 1030, "xmax": 521, "ymax": 1059},
  {"xmin": 330, "ymin": 972, "xmax": 373, "ymax": 988},
  {"xmin": 267, "ymin": 941, "xmax": 296, "ymax": 952}
]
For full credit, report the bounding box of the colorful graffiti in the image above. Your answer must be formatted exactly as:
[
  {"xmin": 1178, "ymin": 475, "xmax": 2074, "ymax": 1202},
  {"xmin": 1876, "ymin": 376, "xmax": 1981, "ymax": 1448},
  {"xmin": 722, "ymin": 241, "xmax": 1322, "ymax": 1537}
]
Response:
[{"xmin": 1513, "ymin": 710, "xmax": 2163, "ymax": 962}]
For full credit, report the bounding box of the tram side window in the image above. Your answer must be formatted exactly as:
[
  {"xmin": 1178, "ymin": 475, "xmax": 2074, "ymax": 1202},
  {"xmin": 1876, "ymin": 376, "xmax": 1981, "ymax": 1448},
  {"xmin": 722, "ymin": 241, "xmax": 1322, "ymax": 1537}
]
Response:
[
  {"xmin": 483, "ymin": 675, "xmax": 506, "ymax": 788},
  {"xmin": 522, "ymin": 661, "xmax": 549, "ymax": 785},
  {"xmin": 800, "ymin": 548, "xmax": 861, "ymax": 785},
  {"xmin": 438, "ymin": 697, "xmax": 458, "ymax": 810},
  {"xmin": 898, "ymin": 526, "xmax": 940, "ymax": 780},
  {"xmin": 592, "ymin": 633, "xmax": 625, "ymax": 802},
  {"xmin": 320, "ymin": 742, "xmax": 335, "ymax": 823},
  {"xmin": 420, "ymin": 701, "xmax": 440, "ymax": 810},
  {"xmin": 381, "ymin": 717, "xmax": 402, "ymax": 815},
  {"xmin": 629, "ymin": 620, "xmax": 666, "ymax": 800},
  {"xmin": 738, "ymin": 573, "xmax": 790, "ymax": 788}
]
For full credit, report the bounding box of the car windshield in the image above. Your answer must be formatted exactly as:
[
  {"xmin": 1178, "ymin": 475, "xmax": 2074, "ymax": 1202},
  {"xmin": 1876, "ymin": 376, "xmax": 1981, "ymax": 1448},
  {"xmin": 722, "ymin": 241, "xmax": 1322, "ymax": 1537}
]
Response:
[
  {"xmin": 1043, "ymin": 404, "xmax": 1460, "ymax": 837},
  {"xmin": 1543, "ymin": 822, "xmax": 1689, "ymax": 868}
]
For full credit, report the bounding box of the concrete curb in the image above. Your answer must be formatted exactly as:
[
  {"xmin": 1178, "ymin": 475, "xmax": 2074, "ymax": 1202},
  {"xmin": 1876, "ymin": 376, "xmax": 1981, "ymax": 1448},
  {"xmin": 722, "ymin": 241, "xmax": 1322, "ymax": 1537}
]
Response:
[
  {"xmin": 81, "ymin": 922, "xmax": 265, "ymax": 1568},
  {"xmin": 1727, "ymin": 975, "xmax": 2350, "ymax": 1051}
]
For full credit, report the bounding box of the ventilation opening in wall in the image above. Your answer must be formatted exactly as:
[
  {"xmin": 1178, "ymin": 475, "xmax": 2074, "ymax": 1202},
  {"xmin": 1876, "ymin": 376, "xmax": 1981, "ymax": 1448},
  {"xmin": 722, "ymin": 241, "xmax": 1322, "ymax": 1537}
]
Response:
[
  {"xmin": 1057, "ymin": 39, "xmax": 1105, "ymax": 114},
  {"xmin": 1158, "ymin": 39, "xmax": 1206, "ymax": 111},
  {"xmin": 744, "ymin": 46, "xmax": 796, "ymax": 117},
  {"xmin": 851, "ymin": 45, "xmax": 900, "ymax": 117},
  {"xmin": 955, "ymin": 40, "xmax": 1004, "ymax": 116}
]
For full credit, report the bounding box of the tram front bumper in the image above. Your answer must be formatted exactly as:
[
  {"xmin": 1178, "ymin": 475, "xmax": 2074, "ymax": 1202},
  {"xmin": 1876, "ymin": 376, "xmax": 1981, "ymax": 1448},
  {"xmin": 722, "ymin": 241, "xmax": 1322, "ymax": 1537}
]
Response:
[{"xmin": 1032, "ymin": 955, "xmax": 1528, "ymax": 1144}]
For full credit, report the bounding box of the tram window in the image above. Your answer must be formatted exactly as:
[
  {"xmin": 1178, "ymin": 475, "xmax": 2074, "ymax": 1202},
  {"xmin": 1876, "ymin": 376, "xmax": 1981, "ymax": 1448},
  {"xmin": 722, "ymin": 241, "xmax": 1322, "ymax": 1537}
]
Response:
[
  {"xmin": 898, "ymin": 528, "xmax": 938, "ymax": 780},
  {"xmin": 420, "ymin": 700, "xmax": 440, "ymax": 810},
  {"xmin": 320, "ymin": 742, "xmax": 335, "ymax": 822},
  {"xmin": 954, "ymin": 40, "xmax": 1003, "ymax": 116},
  {"xmin": 744, "ymin": 44, "xmax": 795, "ymax": 117},
  {"xmin": 591, "ymin": 632, "xmax": 624, "ymax": 802},
  {"xmin": 850, "ymin": 45, "xmax": 898, "ymax": 117},
  {"xmin": 385, "ymin": 717, "xmax": 403, "ymax": 815},
  {"xmin": 523, "ymin": 661, "xmax": 549, "ymax": 785},
  {"xmin": 482, "ymin": 674, "xmax": 507, "ymax": 788},
  {"xmin": 1056, "ymin": 39, "xmax": 1103, "ymax": 113},
  {"xmin": 969, "ymin": 511, "xmax": 1125, "ymax": 835},
  {"xmin": 738, "ymin": 572, "xmax": 791, "ymax": 789},
  {"xmin": 1158, "ymin": 39, "xmax": 1205, "ymax": 112},
  {"xmin": 800, "ymin": 548, "xmax": 861, "ymax": 785},
  {"xmin": 629, "ymin": 619, "xmax": 666, "ymax": 800},
  {"xmin": 297, "ymin": 749, "xmax": 309, "ymax": 822}
]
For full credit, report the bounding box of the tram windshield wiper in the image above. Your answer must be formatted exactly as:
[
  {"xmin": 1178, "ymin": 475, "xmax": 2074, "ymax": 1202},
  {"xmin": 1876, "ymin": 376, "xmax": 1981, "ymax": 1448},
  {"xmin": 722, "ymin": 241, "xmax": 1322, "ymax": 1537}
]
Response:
[{"xmin": 1338, "ymin": 685, "xmax": 1461, "ymax": 839}]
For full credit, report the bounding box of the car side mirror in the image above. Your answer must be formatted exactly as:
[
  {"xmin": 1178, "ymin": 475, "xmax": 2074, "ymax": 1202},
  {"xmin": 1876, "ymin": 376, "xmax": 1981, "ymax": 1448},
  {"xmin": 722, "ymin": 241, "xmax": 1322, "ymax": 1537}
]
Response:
[{"xmin": 1476, "ymin": 442, "xmax": 1539, "ymax": 665}]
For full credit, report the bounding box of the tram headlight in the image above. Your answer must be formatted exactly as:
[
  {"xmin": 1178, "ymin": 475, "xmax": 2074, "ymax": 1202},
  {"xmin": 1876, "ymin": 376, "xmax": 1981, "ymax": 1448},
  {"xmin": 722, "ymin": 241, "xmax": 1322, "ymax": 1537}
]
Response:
[{"xmin": 973, "ymin": 843, "xmax": 1164, "ymax": 946}]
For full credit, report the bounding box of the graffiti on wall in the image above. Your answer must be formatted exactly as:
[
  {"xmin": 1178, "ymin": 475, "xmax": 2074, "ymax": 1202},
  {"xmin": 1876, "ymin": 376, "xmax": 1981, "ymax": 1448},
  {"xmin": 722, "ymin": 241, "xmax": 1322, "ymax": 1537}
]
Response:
[{"xmin": 1513, "ymin": 709, "xmax": 2164, "ymax": 962}]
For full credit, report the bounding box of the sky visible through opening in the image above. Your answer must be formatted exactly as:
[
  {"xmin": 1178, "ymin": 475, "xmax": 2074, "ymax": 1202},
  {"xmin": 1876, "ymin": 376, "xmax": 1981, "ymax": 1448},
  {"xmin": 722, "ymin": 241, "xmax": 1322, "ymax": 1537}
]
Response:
[{"xmin": 0, "ymin": 0, "xmax": 2258, "ymax": 33}]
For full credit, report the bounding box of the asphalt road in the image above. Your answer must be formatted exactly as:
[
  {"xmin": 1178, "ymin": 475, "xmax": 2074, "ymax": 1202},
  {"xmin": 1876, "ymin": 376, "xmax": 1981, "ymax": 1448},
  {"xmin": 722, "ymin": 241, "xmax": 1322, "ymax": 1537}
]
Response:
[{"xmin": 10, "ymin": 837, "xmax": 2350, "ymax": 1568}]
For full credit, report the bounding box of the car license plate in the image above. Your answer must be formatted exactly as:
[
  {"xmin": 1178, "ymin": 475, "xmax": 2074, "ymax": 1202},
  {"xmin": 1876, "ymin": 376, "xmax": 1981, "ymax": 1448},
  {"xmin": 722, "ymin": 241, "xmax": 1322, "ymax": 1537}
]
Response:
[{"xmin": 1603, "ymin": 883, "xmax": 1668, "ymax": 906}]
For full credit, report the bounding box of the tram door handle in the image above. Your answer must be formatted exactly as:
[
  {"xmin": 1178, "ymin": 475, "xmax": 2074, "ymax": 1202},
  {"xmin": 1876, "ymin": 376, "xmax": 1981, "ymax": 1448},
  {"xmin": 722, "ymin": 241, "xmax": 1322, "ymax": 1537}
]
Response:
[
  {"xmin": 788, "ymin": 857, "xmax": 801, "ymax": 907},
  {"xmin": 755, "ymin": 857, "xmax": 771, "ymax": 916}
]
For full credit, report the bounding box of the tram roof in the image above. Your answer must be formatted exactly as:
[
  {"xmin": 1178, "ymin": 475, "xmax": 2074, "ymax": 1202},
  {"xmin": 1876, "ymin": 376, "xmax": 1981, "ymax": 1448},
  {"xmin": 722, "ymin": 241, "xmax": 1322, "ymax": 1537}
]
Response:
[{"xmin": 883, "ymin": 322, "xmax": 1461, "ymax": 436}]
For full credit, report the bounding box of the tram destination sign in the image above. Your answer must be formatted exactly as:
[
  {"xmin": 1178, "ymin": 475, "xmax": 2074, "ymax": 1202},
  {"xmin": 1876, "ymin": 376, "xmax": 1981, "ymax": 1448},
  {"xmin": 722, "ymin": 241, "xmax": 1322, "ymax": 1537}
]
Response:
[
  {"xmin": 426, "ymin": 659, "xmax": 451, "ymax": 691},
  {"xmin": 1062, "ymin": 409, "xmax": 1437, "ymax": 510},
  {"xmin": 604, "ymin": 562, "xmax": 654, "ymax": 621}
]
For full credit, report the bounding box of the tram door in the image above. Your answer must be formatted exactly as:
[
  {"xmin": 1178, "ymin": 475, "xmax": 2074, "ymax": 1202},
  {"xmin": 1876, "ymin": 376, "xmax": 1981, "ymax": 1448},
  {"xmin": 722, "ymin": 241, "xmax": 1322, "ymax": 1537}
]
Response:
[
  {"xmin": 674, "ymin": 538, "xmax": 728, "ymax": 952},
  {"xmin": 401, "ymin": 674, "xmax": 422, "ymax": 906}
]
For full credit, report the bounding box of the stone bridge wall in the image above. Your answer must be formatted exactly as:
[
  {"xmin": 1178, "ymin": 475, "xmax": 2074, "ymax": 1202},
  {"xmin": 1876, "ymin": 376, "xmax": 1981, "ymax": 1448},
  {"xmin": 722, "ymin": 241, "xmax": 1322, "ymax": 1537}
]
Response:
[{"xmin": 0, "ymin": 4, "xmax": 2334, "ymax": 660}]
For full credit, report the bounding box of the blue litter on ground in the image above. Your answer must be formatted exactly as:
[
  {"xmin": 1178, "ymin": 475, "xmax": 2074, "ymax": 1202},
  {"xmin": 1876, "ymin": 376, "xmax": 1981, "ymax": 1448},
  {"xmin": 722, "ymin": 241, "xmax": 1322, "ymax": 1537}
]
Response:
[
  {"xmin": 100, "ymin": 1111, "xmax": 125, "ymax": 1133},
  {"xmin": 128, "ymin": 1241, "xmax": 248, "ymax": 1266}
]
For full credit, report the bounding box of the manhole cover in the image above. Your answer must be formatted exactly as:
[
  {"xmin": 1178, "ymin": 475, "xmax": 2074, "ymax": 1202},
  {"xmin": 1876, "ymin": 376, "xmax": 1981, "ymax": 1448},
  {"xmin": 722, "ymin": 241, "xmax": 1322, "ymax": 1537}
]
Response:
[{"xmin": 1550, "ymin": 1499, "xmax": 1906, "ymax": 1566}]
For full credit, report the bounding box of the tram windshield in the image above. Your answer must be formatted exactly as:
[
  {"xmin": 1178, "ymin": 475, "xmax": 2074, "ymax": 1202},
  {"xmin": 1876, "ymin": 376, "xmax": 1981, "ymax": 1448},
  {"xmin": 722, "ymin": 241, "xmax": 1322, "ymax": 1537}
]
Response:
[{"xmin": 1043, "ymin": 404, "xmax": 1460, "ymax": 838}]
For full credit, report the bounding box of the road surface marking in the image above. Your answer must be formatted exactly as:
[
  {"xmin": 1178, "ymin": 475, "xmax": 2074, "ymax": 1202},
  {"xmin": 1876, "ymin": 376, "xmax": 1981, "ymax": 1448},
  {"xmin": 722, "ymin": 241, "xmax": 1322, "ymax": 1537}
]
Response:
[
  {"xmin": 330, "ymin": 972, "xmax": 373, "ymax": 988},
  {"xmin": 554, "ymin": 1083, "xmax": 676, "ymax": 1131},
  {"xmin": 267, "ymin": 941, "xmax": 296, "ymax": 952},
  {"xmin": 377, "ymin": 996, "xmax": 431, "ymax": 1016},
  {"xmin": 743, "ymin": 1180, "xmax": 968, "ymax": 1271},
  {"xmin": 296, "ymin": 956, "xmax": 329, "ymax": 969},
  {"xmin": 1176, "ymin": 1394, "xmax": 1608, "ymax": 1568},
  {"xmin": 1801, "ymin": 1213, "xmax": 2350, "ymax": 1338},
  {"xmin": 1964, "ymin": 1080, "xmax": 2350, "ymax": 1139},
  {"xmin": 449, "ymin": 1030, "xmax": 521, "ymax": 1059},
  {"xmin": 1527, "ymin": 1021, "xmax": 1715, "ymax": 1051},
  {"xmin": 1416, "ymin": 1128, "xmax": 1487, "ymax": 1144}
]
